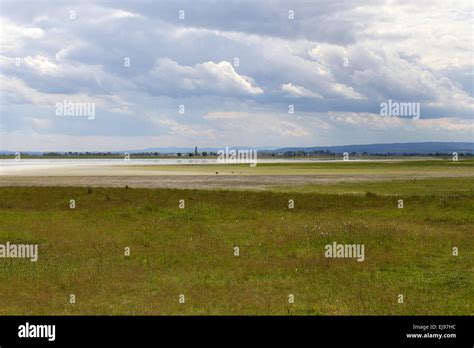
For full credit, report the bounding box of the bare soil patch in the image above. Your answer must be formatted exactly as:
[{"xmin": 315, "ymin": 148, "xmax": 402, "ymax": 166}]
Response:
[{"xmin": 1, "ymin": 173, "xmax": 473, "ymax": 190}]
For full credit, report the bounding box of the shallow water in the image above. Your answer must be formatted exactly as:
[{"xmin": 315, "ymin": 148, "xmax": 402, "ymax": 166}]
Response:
[{"xmin": 0, "ymin": 157, "xmax": 391, "ymax": 167}]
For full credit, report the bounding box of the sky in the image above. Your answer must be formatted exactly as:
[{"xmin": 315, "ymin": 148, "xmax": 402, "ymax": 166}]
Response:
[{"xmin": 0, "ymin": 0, "xmax": 473, "ymax": 151}]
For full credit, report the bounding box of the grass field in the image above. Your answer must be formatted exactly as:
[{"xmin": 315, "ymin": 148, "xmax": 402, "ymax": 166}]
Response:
[
  {"xmin": 0, "ymin": 161, "xmax": 474, "ymax": 315},
  {"xmin": 0, "ymin": 161, "xmax": 473, "ymax": 315}
]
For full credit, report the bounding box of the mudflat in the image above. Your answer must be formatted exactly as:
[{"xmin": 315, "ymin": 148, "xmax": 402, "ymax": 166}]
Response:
[{"xmin": 1, "ymin": 172, "xmax": 473, "ymax": 190}]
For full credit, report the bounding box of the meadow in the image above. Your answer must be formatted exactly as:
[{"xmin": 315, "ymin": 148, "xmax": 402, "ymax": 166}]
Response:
[{"xmin": 0, "ymin": 160, "xmax": 472, "ymax": 315}]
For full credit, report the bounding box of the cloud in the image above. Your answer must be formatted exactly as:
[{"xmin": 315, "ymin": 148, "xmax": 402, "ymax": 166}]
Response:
[
  {"xmin": 271, "ymin": 120, "xmax": 310, "ymax": 137},
  {"xmin": 142, "ymin": 58, "xmax": 263, "ymax": 97},
  {"xmin": 281, "ymin": 83, "xmax": 322, "ymax": 98},
  {"xmin": 204, "ymin": 111, "xmax": 249, "ymax": 120},
  {"xmin": 0, "ymin": 0, "xmax": 472, "ymax": 151},
  {"xmin": 92, "ymin": 9, "xmax": 144, "ymax": 23},
  {"xmin": 0, "ymin": 17, "xmax": 44, "ymax": 52},
  {"xmin": 329, "ymin": 112, "xmax": 474, "ymax": 133},
  {"xmin": 158, "ymin": 118, "xmax": 217, "ymax": 138},
  {"xmin": 0, "ymin": 55, "xmax": 133, "ymax": 95}
]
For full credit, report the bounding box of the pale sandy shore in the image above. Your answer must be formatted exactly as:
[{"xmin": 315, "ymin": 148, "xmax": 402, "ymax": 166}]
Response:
[
  {"xmin": 1, "ymin": 173, "xmax": 473, "ymax": 190},
  {"xmin": 0, "ymin": 158, "xmax": 413, "ymax": 176}
]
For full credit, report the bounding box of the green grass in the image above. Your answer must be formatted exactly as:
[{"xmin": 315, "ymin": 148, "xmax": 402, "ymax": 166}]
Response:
[
  {"xmin": 271, "ymin": 177, "xmax": 474, "ymax": 196},
  {"xmin": 0, "ymin": 176, "xmax": 472, "ymax": 315}
]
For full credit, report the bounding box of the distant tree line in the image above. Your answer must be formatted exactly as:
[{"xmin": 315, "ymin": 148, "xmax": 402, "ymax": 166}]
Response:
[{"xmin": 4, "ymin": 150, "xmax": 473, "ymax": 157}]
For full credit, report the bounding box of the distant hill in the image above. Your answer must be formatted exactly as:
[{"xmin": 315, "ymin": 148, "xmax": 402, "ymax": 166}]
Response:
[{"xmin": 274, "ymin": 142, "xmax": 474, "ymax": 154}]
